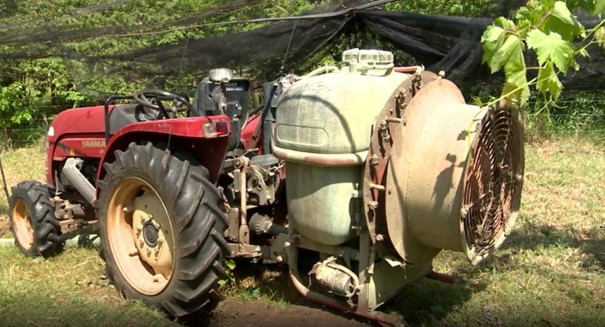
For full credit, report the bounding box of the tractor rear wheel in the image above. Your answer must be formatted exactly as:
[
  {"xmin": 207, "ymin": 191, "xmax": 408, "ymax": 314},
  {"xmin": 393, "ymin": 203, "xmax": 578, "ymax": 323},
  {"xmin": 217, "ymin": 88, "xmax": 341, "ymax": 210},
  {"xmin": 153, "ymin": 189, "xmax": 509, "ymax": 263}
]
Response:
[
  {"xmin": 8, "ymin": 181, "xmax": 63, "ymax": 257},
  {"xmin": 97, "ymin": 142, "xmax": 229, "ymax": 317}
]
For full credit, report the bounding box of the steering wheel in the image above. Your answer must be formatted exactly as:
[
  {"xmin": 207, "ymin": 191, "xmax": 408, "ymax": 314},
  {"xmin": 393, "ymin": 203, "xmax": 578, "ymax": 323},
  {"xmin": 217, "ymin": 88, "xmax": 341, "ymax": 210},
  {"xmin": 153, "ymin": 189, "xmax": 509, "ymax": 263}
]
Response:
[{"xmin": 133, "ymin": 89, "xmax": 197, "ymax": 117}]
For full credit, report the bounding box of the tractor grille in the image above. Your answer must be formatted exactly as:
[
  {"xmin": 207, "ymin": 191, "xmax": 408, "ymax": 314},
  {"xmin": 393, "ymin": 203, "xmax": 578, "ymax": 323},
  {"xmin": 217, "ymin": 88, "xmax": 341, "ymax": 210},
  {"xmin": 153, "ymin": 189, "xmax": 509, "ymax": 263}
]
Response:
[{"xmin": 462, "ymin": 104, "xmax": 524, "ymax": 254}]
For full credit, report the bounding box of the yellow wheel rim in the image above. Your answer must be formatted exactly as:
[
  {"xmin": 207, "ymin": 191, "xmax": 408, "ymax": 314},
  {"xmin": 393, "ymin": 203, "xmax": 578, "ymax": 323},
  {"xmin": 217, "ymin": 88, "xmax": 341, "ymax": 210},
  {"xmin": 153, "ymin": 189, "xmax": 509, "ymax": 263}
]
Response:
[
  {"xmin": 11, "ymin": 199, "xmax": 34, "ymax": 250},
  {"xmin": 107, "ymin": 177, "xmax": 174, "ymax": 296}
]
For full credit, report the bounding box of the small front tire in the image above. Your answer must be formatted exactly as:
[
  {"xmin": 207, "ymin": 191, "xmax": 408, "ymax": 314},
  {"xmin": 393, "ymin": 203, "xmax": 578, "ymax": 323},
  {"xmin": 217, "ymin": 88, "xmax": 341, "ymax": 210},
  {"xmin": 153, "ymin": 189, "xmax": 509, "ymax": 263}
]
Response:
[{"xmin": 8, "ymin": 181, "xmax": 63, "ymax": 257}]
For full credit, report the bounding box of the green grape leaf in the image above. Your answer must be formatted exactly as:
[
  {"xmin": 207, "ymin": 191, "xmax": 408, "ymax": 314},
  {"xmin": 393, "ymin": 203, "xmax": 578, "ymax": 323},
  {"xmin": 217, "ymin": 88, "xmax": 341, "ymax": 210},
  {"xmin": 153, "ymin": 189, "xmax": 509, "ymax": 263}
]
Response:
[
  {"xmin": 484, "ymin": 34, "xmax": 523, "ymax": 74},
  {"xmin": 225, "ymin": 259, "xmax": 236, "ymax": 270},
  {"xmin": 494, "ymin": 16, "xmax": 516, "ymax": 29},
  {"xmin": 541, "ymin": 1, "xmax": 584, "ymax": 40},
  {"xmin": 595, "ymin": 0, "xmax": 605, "ymax": 14},
  {"xmin": 481, "ymin": 25, "xmax": 506, "ymax": 71},
  {"xmin": 481, "ymin": 18, "xmax": 518, "ymax": 73},
  {"xmin": 526, "ymin": 29, "xmax": 575, "ymax": 72},
  {"xmin": 501, "ymin": 39, "xmax": 530, "ymax": 106},
  {"xmin": 536, "ymin": 60, "xmax": 563, "ymax": 99},
  {"xmin": 596, "ymin": 26, "xmax": 605, "ymax": 49},
  {"xmin": 502, "ymin": 81, "xmax": 530, "ymax": 107},
  {"xmin": 502, "ymin": 41, "xmax": 526, "ymax": 85},
  {"xmin": 515, "ymin": 2, "xmax": 547, "ymax": 28},
  {"xmin": 490, "ymin": 35, "xmax": 523, "ymax": 73}
]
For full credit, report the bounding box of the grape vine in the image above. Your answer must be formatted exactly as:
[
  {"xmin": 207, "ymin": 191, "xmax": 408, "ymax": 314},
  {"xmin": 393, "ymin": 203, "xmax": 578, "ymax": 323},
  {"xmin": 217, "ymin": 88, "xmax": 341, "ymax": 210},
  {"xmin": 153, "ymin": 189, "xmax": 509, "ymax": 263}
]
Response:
[{"xmin": 481, "ymin": 0, "xmax": 605, "ymax": 107}]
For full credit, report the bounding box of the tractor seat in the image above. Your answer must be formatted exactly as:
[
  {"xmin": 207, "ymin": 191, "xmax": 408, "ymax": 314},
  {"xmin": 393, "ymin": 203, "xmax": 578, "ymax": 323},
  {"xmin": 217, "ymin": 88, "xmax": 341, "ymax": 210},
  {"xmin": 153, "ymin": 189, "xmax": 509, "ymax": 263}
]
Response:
[{"xmin": 108, "ymin": 103, "xmax": 160, "ymax": 135}]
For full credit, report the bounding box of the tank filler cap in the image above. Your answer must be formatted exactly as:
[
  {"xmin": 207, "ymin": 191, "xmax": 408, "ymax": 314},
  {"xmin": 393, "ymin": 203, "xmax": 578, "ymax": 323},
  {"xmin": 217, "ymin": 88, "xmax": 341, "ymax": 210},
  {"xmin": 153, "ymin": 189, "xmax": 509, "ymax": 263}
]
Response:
[{"xmin": 342, "ymin": 48, "xmax": 394, "ymax": 75}]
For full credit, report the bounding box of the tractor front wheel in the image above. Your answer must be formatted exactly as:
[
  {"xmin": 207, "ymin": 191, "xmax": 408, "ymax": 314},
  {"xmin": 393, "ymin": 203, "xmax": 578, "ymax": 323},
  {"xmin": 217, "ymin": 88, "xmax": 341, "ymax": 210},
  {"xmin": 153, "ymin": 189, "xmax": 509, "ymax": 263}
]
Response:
[
  {"xmin": 97, "ymin": 143, "xmax": 229, "ymax": 317},
  {"xmin": 8, "ymin": 181, "xmax": 63, "ymax": 257}
]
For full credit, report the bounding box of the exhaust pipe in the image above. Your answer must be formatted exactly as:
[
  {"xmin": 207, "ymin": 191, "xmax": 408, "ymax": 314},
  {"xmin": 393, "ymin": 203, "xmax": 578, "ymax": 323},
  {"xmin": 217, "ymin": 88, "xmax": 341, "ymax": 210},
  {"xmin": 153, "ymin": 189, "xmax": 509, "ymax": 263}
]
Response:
[{"xmin": 62, "ymin": 158, "xmax": 96, "ymax": 204}]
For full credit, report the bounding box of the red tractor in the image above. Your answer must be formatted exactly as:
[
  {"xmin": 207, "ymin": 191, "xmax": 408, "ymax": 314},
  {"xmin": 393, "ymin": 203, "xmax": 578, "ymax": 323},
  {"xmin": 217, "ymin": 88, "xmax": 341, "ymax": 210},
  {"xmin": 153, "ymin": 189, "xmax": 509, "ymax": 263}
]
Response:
[{"xmin": 7, "ymin": 49, "xmax": 525, "ymax": 325}]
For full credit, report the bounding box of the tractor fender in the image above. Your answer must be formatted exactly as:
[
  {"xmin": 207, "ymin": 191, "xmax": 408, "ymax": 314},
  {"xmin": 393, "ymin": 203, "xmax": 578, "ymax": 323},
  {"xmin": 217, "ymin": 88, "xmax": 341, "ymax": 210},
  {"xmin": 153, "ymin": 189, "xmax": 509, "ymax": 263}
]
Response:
[{"xmin": 96, "ymin": 116, "xmax": 232, "ymax": 186}]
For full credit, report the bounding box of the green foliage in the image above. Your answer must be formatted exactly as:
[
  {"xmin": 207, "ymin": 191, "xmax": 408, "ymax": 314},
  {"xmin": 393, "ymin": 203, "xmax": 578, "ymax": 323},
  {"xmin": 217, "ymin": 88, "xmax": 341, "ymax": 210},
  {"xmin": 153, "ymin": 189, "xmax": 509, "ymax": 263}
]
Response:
[
  {"xmin": 595, "ymin": 25, "xmax": 605, "ymax": 46},
  {"xmin": 385, "ymin": 0, "xmax": 496, "ymax": 17},
  {"xmin": 1, "ymin": 0, "xmax": 603, "ymax": 142},
  {"xmin": 526, "ymin": 30, "xmax": 575, "ymax": 71},
  {"xmin": 481, "ymin": 0, "xmax": 605, "ymax": 107},
  {"xmin": 0, "ymin": 0, "xmax": 325, "ymax": 133},
  {"xmin": 525, "ymin": 90, "xmax": 605, "ymax": 140},
  {"xmin": 0, "ymin": 84, "xmax": 28, "ymax": 128},
  {"xmin": 536, "ymin": 61, "xmax": 563, "ymax": 99},
  {"xmin": 218, "ymin": 258, "xmax": 237, "ymax": 287},
  {"xmin": 482, "ymin": 17, "xmax": 531, "ymax": 104}
]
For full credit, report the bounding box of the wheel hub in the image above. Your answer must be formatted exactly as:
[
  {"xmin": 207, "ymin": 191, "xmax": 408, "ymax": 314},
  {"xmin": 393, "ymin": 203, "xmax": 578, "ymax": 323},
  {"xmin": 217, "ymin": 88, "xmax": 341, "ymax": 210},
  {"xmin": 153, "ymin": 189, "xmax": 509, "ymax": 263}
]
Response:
[
  {"xmin": 107, "ymin": 177, "xmax": 175, "ymax": 296},
  {"xmin": 143, "ymin": 220, "xmax": 159, "ymax": 247},
  {"xmin": 127, "ymin": 186, "xmax": 172, "ymax": 279}
]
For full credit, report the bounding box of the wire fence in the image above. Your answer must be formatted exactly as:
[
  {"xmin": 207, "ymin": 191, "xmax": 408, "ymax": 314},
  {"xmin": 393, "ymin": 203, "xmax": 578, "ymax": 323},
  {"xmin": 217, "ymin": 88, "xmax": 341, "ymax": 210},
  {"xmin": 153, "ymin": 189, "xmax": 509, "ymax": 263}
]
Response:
[{"xmin": 0, "ymin": 122, "xmax": 49, "ymax": 149}]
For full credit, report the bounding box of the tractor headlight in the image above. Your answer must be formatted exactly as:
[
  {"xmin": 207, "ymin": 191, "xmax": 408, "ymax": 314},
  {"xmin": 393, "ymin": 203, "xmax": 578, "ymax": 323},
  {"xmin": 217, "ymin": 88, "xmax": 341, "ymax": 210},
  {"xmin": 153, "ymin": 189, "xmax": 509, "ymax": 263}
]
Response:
[
  {"xmin": 203, "ymin": 122, "xmax": 216, "ymax": 137},
  {"xmin": 203, "ymin": 121, "xmax": 229, "ymax": 138}
]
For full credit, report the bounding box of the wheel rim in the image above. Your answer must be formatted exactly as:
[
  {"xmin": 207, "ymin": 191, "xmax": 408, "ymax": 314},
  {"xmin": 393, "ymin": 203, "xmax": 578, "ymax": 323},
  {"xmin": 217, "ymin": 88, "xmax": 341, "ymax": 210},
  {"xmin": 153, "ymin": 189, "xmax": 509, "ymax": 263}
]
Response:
[
  {"xmin": 11, "ymin": 199, "xmax": 34, "ymax": 250},
  {"xmin": 107, "ymin": 177, "xmax": 174, "ymax": 296}
]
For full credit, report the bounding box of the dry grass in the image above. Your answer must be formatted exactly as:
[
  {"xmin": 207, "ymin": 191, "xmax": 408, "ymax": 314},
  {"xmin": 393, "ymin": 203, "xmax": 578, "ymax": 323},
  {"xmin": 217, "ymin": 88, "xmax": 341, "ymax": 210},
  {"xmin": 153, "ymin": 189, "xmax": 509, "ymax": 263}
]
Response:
[
  {"xmin": 0, "ymin": 246, "xmax": 180, "ymax": 327},
  {"xmin": 0, "ymin": 138, "xmax": 604, "ymax": 326},
  {"xmin": 384, "ymin": 139, "xmax": 605, "ymax": 326},
  {"xmin": 0, "ymin": 144, "xmax": 46, "ymax": 237}
]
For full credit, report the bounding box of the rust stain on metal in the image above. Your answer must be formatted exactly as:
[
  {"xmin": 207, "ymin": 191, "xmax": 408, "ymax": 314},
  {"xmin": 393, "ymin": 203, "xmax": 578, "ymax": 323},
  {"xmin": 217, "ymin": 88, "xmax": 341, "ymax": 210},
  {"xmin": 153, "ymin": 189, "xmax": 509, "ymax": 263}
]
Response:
[{"xmin": 362, "ymin": 71, "xmax": 438, "ymax": 245}]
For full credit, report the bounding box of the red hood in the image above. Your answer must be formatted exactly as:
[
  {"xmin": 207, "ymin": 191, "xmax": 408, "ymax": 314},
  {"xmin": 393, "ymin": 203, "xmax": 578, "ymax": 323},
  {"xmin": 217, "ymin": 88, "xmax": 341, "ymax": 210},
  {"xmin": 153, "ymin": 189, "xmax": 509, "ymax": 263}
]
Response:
[{"xmin": 48, "ymin": 105, "xmax": 112, "ymax": 142}]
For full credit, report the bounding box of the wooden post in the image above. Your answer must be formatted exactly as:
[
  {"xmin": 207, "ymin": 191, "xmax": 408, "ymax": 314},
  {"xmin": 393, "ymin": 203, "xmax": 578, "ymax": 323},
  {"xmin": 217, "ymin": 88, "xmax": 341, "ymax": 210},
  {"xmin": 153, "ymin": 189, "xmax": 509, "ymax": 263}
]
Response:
[{"xmin": 0, "ymin": 153, "xmax": 9, "ymax": 203}]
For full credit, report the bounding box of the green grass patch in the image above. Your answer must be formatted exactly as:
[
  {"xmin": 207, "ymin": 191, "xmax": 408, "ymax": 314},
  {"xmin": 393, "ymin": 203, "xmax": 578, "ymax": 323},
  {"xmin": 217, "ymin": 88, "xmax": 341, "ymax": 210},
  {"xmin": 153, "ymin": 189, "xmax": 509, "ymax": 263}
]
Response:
[
  {"xmin": 0, "ymin": 145, "xmax": 46, "ymax": 237},
  {"xmin": 0, "ymin": 138, "xmax": 603, "ymax": 326},
  {"xmin": 0, "ymin": 246, "xmax": 178, "ymax": 327},
  {"xmin": 383, "ymin": 138, "xmax": 605, "ymax": 326}
]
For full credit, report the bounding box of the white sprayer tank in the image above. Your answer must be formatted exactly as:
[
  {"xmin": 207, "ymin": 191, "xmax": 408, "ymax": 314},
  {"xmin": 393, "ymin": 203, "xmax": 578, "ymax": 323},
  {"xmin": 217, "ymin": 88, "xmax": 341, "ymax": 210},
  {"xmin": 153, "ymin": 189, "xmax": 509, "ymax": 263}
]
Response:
[{"xmin": 273, "ymin": 49, "xmax": 409, "ymax": 245}]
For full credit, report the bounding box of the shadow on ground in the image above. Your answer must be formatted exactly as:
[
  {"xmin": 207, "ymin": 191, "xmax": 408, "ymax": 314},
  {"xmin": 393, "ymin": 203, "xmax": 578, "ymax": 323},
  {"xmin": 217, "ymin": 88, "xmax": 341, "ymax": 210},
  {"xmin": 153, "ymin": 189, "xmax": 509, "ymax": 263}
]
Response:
[
  {"xmin": 505, "ymin": 220, "xmax": 605, "ymax": 269},
  {"xmin": 384, "ymin": 273, "xmax": 486, "ymax": 326},
  {"xmin": 195, "ymin": 256, "xmax": 487, "ymax": 327},
  {"xmin": 181, "ymin": 260, "xmax": 377, "ymax": 327}
]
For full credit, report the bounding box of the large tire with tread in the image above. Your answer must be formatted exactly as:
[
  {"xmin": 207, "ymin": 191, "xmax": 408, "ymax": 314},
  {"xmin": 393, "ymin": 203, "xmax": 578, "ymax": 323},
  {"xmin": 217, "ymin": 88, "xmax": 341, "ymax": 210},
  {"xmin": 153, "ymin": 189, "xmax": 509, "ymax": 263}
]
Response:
[
  {"xmin": 8, "ymin": 181, "xmax": 63, "ymax": 257},
  {"xmin": 97, "ymin": 142, "xmax": 229, "ymax": 317}
]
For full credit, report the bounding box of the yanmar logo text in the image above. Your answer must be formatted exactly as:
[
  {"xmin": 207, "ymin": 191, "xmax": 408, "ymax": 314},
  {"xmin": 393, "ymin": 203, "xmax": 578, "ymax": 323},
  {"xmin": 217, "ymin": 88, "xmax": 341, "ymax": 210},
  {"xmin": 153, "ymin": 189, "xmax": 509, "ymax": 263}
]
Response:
[{"xmin": 81, "ymin": 140, "xmax": 106, "ymax": 148}]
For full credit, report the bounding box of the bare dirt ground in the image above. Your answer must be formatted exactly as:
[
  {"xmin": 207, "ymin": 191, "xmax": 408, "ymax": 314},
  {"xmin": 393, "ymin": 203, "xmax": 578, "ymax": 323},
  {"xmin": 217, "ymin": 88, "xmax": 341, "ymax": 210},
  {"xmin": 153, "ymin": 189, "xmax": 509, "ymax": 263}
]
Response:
[
  {"xmin": 196, "ymin": 300, "xmax": 375, "ymax": 327},
  {"xmin": 190, "ymin": 261, "xmax": 377, "ymax": 327}
]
